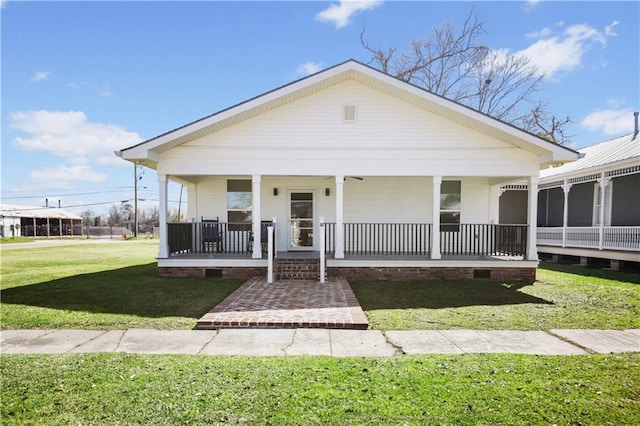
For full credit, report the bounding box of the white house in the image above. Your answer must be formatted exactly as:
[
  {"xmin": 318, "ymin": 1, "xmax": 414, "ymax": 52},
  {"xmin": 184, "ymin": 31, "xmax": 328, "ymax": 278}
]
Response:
[
  {"xmin": 117, "ymin": 60, "xmax": 579, "ymax": 282},
  {"xmin": 535, "ymin": 122, "xmax": 640, "ymax": 269}
]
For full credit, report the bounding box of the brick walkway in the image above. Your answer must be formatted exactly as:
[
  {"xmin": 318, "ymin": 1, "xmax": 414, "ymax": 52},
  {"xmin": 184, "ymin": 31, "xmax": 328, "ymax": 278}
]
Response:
[{"xmin": 196, "ymin": 277, "xmax": 369, "ymax": 329}]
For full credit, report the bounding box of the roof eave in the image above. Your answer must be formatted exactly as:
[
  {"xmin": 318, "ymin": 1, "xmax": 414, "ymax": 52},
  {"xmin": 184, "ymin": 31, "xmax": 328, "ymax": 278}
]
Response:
[{"xmin": 117, "ymin": 59, "xmax": 581, "ymax": 164}]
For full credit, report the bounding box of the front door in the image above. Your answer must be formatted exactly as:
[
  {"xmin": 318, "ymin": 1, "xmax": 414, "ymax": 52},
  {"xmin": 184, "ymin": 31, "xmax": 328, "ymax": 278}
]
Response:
[{"xmin": 289, "ymin": 192, "xmax": 314, "ymax": 250}]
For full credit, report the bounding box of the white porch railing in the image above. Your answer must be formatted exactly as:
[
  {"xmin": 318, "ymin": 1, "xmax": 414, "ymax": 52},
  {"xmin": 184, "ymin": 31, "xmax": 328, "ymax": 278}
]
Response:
[
  {"xmin": 604, "ymin": 226, "xmax": 640, "ymax": 251},
  {"xmin": 536, "ymin": 227, "xmax": 563, "ymax": 246},
  {"xmin": 566, "ymin": 227, "xmax": 599, "ymax": 248},
  {"xmin": 537, "ymin": 226, "xmax": 640, "ymax": 251}
]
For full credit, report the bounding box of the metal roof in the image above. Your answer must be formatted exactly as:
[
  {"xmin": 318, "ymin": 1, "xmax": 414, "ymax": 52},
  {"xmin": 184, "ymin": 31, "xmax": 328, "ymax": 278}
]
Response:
[
  {"xmin": 540, "ymin": 133, "xmax": 640, "ymax": 179},
  {"xmin": 0, "ymin": 204, "xmax": 82, "ymax": 220}
]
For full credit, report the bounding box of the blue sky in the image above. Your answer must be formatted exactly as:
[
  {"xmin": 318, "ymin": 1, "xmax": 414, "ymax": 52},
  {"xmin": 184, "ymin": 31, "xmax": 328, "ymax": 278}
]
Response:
[{"xmin": 2, "ymin": 1, "xmax": 638, "ymax": 216}]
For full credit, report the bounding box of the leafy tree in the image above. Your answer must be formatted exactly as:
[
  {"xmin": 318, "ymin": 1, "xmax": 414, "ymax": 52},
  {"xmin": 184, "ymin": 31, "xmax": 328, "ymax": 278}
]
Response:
[{"xmin": 361, "ymin": 10, "xmax": 571, "ymax": 144}]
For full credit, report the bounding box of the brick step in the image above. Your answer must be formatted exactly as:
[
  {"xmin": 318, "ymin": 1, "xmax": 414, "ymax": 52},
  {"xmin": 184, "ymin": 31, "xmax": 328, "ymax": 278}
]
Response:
[{"xmin": 275, "ymin": 258, "xmax": 325, "ymax": 280}]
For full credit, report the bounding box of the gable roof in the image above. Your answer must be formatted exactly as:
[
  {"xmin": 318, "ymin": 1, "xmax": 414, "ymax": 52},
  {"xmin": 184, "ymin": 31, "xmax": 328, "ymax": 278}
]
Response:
[
  {"xmin": 540, "ymin": 133, "xmax": 640, "ymax": 180},
  {"xmin": 117, "ymin": 59, "xmax": 579, "ymax": 168}
]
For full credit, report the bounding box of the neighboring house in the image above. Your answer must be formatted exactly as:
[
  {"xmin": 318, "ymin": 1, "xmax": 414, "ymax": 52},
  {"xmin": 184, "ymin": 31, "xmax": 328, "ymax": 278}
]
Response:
[
  {"xmin": 116, "ymin": 60, "xmax": 579, "ymax": 282},
  {"xmin": 0, "ymin": 204, "xmax": 83, "ymax": 238},
  {"xmin": 535, "ymin": 126, "xmax": 640, "ymax": 269}
]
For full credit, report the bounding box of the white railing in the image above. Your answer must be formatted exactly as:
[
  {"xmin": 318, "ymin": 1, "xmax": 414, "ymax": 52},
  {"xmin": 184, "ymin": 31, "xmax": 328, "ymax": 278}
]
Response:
[
  {"xmin": 267, "ymin": 224, "xmax": 274, "ymax": 283},
  {"xmin": 604, "ymin": 226, "xmax": 640, "ymax": 251},
  {"xmin": 536, "ymin": 227, "xmax": 563, "ymax": 246},
  {"xmin": 566, "ymin": 227, "xmax": 600, "ymax": 248},
  {"xmin": 538, "ymin": 226, "xmax": 640, "ymax": 251},
  {"xmin": 319, "ymin": 219, "xmax": 326, "ymax": 283}
]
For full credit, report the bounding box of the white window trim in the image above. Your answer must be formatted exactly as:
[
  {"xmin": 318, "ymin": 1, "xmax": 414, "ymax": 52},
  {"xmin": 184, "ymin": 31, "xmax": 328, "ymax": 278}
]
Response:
[
  {"xmin": 440, "ymin": 180, "xmax": 462, "ymax": 231},
  {"xmin": 592, "ymin": 181, "xmax": 613, "ymax": 226},
  {"xmin": 227, "ymin": 179, "xmax": 252, "ymax": 226}
]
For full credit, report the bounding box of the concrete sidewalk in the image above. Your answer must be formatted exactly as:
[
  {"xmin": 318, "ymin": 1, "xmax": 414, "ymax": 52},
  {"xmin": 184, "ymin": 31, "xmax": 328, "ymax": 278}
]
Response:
[{"xmin": 1, "ymin": 328, "xmax": 638, "ymax": 357}]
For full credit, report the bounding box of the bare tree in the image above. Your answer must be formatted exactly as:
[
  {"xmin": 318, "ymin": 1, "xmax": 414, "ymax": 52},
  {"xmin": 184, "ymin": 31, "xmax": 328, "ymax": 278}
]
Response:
[
  {"xmin": 361, "ymin": 10, "xmax": 571, "ymax": 144},
  {"xmin": 106, "ymin": 204, "xmax": 123, "ymax": 227}
]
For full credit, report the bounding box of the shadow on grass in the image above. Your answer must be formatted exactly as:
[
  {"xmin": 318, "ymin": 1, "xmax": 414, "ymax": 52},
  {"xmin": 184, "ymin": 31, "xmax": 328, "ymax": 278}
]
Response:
[
  {"xmin": 349, "ymin": 280, "xmax": 552, "ymax": 311},
  {"xmin": 1, "ymin": 263, "xmax": 244, "ymax": 319},
  {"xmin": 539, "ymin": 261, "xmax": 640, "ymax": 285}
]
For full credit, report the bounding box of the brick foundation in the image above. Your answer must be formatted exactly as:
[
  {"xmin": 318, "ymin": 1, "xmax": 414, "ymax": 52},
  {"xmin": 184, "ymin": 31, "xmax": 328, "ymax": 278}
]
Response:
[
  {"xmin": 327, "ymin": 267, "xmax": 536, "ymax": 283},
  {"xmin": 159, "ymin": 265, "xmax": 535, "ymax": 283},
  {"xmin": 159, "ymin": 267, "xmax": 266, "ymax": 279},
  {"xmin": 159, "ymin": 267, "xmax": 206, "ymax": 278}
]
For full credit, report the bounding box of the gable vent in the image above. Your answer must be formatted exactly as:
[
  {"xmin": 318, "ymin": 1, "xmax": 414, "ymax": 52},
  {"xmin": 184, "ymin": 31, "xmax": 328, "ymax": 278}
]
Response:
[{"xmin": 343, "ymin": 105, "xmax": 357, "ymax": 122}]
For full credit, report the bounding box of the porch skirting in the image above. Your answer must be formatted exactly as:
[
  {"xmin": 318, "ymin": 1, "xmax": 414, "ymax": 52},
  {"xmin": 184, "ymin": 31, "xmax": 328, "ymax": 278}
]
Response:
[
  {"xmin": 159, "ymin": 266, "xmax": 267, "ymax": 279},
  {"xmin": 158, "ymin": 258, "xmax": 538, "ymax": 283},
  {"xmin": 328, "ymin": 266, "xmax": 536, "ymax": 283}
]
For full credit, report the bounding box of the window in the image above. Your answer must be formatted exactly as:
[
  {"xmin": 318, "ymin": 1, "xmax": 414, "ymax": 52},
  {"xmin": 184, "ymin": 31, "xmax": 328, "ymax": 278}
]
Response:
[
  {"xmin": 592, "ymin": 181, "xmax": 612, "ymax": 226},
  {"xmin": 440, "ymin": 180, "xmax": 461, "ymax": 231},
  {"xmin": 227, "ymin": 180, "xmax": 251, "ymax": 231}
]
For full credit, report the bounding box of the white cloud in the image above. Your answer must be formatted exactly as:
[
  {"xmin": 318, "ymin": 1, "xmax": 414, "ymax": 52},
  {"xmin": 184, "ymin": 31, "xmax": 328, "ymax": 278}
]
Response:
[
  {"xmin": 524, "ymin": 0, "xmax": 540, "ymax": 11},
  {"xmin": 605, "ymin": 20, "xmax": 619, "ymax": 36},
  {"xmin": 581, "ymin": 108, "xmax": 635, "ymax": 135},
  {"xmin": 9, "ymin": 110, "xmax": 142, "ymax": 166},
  {"xmin": 68, "ymin": 81, "xmax": 113, "ymax": 97},
  {"xmin": 31, "ymin": 71, "xmax": 50, "ymax": 82},
  {"xmin": 296, "ymin": 61, "xmax": 324, "ymax": 76},
  {"xmin": 515, "ymin": 21, "xmax": 616, "ymax": 79},
  {"xmin": 315, "ymin": 0, "xmax": 383, "ymax": 29},
  {"xmin": 28, "ymin": 165, "xmax": 107, "ymax": 190}
]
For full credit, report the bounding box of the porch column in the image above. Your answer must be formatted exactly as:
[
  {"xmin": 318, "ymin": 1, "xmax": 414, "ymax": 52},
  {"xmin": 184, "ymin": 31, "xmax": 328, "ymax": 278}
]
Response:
[
  {"xmin": 489, "ymin": 185, "xmax": 501, "ymax": 224},
  {"xmin": 598, "ymin": 173, "xmax": 609, "ymax": 250},
  {"xmin": 431, "ymin": 176, "xmax": 442, "ymax": 260},
  {"xmin": 334, "ymin": 175, "xmax": 345, "ymax": 259},
  {"xmin": 158, "ymin": 173, "xmax": 169, "ymax": 259},
  {"xmin": 252, "ymin": 175, "xmax": 262, "ymax": 259},
  {"xmin": 526, "ymin": 175, "xmax": 539, "ymax": 261},
  {"xmin": 562, "ymin": 181, "xmax": 571, "ymax": 248}
]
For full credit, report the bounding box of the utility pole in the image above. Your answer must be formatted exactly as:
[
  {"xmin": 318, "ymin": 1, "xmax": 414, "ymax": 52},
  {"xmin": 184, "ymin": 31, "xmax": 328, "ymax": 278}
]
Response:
[{"xmin": 134, "ymin": 162, "xmax": 138, "ymax": 237}]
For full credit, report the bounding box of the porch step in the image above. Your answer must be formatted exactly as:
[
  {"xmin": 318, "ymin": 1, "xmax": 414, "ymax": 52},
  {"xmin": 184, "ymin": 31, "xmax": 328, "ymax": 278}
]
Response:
[{"xmin": 275, "ymin": 258, "xmax": 324, "ymax": 280}]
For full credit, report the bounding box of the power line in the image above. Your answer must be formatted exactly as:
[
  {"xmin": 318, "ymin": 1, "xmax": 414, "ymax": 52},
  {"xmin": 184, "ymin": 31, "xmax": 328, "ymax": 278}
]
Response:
[
  {"xmin": 1, "ymin": 190, "xmax": 136, "ymax": 200},
  {"xmin": 2, "ymin": 200, "xmax": 133, "ymax": 211}
]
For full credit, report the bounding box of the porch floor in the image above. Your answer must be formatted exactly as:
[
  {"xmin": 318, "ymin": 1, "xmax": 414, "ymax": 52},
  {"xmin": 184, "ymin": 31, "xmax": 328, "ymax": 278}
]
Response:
[
  {"xmin": 170, "ymin": 251, "xmax": 525, "ymax": 261},
  {"xmin": 196, "ymin": 276, "xmax": 369, "ymax": 330}
]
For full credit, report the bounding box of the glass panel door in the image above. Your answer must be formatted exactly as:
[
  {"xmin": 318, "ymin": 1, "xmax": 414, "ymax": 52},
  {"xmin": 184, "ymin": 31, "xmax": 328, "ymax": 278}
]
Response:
[{"xmin": 290, "ymin": 192, "xmax": 314, "ymax": 249}]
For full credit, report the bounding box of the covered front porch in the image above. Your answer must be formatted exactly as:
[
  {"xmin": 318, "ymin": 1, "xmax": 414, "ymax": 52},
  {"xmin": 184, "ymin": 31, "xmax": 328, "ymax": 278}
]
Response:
[
  {"xmin": 167, "ymin": 220, "xmax": 529, "ymax": 260},
  {"xmin": 156, "ymin": 174, "xmax": 539, "ymax": 282}
]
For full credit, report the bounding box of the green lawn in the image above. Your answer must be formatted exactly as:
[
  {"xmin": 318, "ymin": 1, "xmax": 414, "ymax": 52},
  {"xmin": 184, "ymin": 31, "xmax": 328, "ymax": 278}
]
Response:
[
  {"xmin": 2, "ymin": 353, "xmax": 639, "ymax": 425},
  {"xmin": 2, "ymin": 242, "xmax": 639, "ymax": 425},
  {"xmin": 1, "ymin": 240, "xmax": 639, "ymax": 330},
  {"xmin": 0, "ymin": 241, "xmax": 243, "ymax": 329},
  {"xmin": 351, "ymin": 263, "xmax": 640, "ymax": 330}
]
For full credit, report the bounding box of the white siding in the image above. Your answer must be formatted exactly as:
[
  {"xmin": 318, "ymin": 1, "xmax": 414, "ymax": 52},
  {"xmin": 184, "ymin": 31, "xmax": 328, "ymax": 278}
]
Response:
[
  {"xmin": 185, "ymin": 175, "xmax": 492, "ymax": 252},
  {"xmin": 343, "ymin": 177, "xmax": 432, "ymax": 223},
  {"xmin": 158, "ymin": 79, "xmax": 538, "ymax": 178},
  {"xmin": 460, "ymin": 177, "xmax": 491, "ymax": 224}
]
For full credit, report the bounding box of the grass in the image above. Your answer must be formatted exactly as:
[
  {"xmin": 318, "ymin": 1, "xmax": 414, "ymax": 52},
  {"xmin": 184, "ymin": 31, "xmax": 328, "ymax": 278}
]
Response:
[
  {"xmin": 0, "ymin": 241, "xmax": 243, "ymax": 329},
  {"xmin": 2, "ymin": 353, "xmax": 639, "ymax": 425},
  {"xmin": 0, "ymin": 236, "xmax": 38, "ymax": 244},
  {"xmin": 350, "ymin": 263, "xmax": 640, "ymax": 330},
  {"xmin": 2, "ymin": 243, "xmax": 639, "ymax": 424},
  {"xmin": 2, "ymin": 240, "xmax": 639, "ymax": 331}
]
